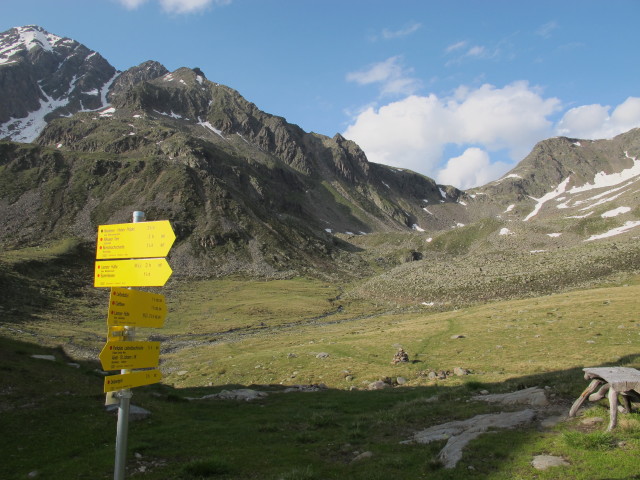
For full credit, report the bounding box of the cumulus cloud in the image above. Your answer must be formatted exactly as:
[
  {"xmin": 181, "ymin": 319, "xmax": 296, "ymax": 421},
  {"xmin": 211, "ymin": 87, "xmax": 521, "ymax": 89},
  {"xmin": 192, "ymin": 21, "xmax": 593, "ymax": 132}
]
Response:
[
  {"xmin": 437, "ymin": 148, "xmax": 510, "ymax": 189},
  {"xmin": 343, "ymin": 81, "xmax": 561, "ymax": 186},
  {"xmin": 556, "ymin": 97, "xmax": 640, "ymax": 139},
  {"xmin": 115, "ymin": 0, "xmax": 230, "ymax": 13},
  {"xmin": 346, "ymin": 56, "xmax": 421, "ymax": 97}
]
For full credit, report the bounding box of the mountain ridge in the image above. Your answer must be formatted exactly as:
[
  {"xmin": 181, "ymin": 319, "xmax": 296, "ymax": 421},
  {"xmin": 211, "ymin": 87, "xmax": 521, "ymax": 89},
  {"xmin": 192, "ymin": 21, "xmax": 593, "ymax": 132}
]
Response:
[{"xmin": 1, "ymin": 25, "xmax": 639, "ymax": 288}]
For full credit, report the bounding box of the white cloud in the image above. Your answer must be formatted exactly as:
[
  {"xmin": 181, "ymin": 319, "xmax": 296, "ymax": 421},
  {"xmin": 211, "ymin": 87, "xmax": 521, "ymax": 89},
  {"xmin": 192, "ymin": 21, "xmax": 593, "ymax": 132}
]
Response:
[
  {"xmin": 536, "ymin": 21, "xmax": 559, "ymax": 38},
  {"xmin": 115, "ymin": 0, "xmax": 230, "ymax": 13},
  {"xmin": 437, "ymin": 148, "xmax": 511, "ymax": 190},
  {"xmin": 381, "ymin": 22, "xmax": 422, "ymax": 40},
  {"xmin": 556, "ymin": 97, "xmax": 640, "ymax": 139},
  {"xmin": 343, "ymin": 81, "xmax": 560, "ymax": 186},
  {"xmin": 346, "ymin": 56, "xmax": 421, "ymax": 96},
  {"xmin": 466, "ymin": 45, "xmax": 486, "ymax": 57},
  {"xmin": 115, "ymin": 0, "xmax": 149, "ymax": 8},
  {"xmin": 445, "ymin": 41, "xmax": 467, "ymax": 53}
]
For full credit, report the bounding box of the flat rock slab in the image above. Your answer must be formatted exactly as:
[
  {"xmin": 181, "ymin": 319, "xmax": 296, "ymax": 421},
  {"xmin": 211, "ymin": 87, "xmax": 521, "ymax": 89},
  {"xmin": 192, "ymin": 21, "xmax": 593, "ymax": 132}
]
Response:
[
  {"xmin": 532, "ymin": 455, "xmax": 569, "ymax": 470},
  {"xmin": 105, "ymin": 404, "xmax": 151, "ymax": 421},
  {"xmin": 402, "ymin": 409, "xmax": 536, "ymax": 468},
  {"xmin": 31, "ymin": 354, "xmax": 56, "ymax": 362},
  {"xmin": 473, "ymin": 387, "xmax": 549, "ymax": 407},
  {"xmin": 187, "ymin": 389, "xmax": 268, "ymax": 402}
]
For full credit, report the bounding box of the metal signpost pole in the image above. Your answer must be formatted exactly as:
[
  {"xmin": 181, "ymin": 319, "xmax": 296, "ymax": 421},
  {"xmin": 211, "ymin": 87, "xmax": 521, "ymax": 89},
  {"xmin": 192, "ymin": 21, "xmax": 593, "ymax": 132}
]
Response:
[{"xmin": 113, "ymin": 210, "xmax": 144, "ymax": 480}]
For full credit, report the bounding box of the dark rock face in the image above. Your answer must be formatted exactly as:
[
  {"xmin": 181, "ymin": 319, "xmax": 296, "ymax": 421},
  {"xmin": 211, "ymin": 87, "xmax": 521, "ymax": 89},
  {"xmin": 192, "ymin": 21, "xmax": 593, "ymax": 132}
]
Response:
[{"xmin": 108, "ymin": 60, "xmax": 169, "ymax": 102}]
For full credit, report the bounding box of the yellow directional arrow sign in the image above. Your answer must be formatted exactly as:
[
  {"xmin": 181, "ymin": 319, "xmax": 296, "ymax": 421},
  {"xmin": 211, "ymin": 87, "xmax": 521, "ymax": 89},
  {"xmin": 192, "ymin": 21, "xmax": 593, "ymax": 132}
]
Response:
[
  {"xmin": 108, "ymin": 287, "xmax": 166, "ymax": 328},
  {"xmin": 96, "ymin": 220, "xmax": 175, "ymax": 260},
  {"xmin": 99, "ymin": 341, "xmax": 161, "ymax": 371},
  {"xmin": 103, "ymin": 369, "xmax": 162, "ymax": 393},
  {"xmin": 94, "ymin": 258, "xmax": 172, "ymax": 287}
]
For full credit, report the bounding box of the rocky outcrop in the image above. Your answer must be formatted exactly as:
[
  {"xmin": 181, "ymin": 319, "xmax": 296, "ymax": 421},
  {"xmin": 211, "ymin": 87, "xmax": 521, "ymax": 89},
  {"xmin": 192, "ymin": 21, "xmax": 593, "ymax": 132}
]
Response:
[{"xmin": 108, "ymin": 60, "xmax": 169, "ymax": 102}]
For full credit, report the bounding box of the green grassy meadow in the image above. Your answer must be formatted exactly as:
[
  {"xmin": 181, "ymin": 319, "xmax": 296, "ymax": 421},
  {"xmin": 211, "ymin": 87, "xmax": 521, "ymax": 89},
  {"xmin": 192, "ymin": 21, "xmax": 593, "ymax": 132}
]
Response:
[{"xmin": 0, "ymin": 241, "xmax": 639, "ymax": 479}]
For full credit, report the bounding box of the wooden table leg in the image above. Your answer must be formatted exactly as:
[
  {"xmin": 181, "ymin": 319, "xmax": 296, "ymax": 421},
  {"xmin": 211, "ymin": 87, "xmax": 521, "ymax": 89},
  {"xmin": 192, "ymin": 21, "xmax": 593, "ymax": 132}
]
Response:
[
  {"xmin": 588, "ymin": 383, "xmax": 610, "ymax": 402},
  {"xmin": 607, "ymin": 387, "xmax": 618, "ymax": 431},
  {"xmin": 569, "ymin": 379, "xmax": 603, "ymax": 417},
  {"xmin": 620, "ymin": 393, "xmax": 632, "ymax": 414}
]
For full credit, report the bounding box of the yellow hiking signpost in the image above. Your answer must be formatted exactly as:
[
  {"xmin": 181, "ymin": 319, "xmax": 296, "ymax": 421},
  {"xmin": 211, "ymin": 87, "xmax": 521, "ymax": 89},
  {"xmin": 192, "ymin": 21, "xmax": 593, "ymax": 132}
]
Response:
[
  {"xmin": 96, "ymin": 220, "xmax": 175, "ymax": 259},
  {"xmin": 94, "ymin": 211, "xmax": 174, "ymax": 480},
  {"xmin": 94, "ymin": 258, "xmax": 173, "ymax": 287},
  {"xmin": 104, "ymin": 369, "xmax": 163, "ymax": 393},
  {"xmin": 107, "ymin": 287, "xmax": 166, "ymax": 328},
  {"xmin": 99, "ymin": 341, "xmax": 161, "ymax": 370}
]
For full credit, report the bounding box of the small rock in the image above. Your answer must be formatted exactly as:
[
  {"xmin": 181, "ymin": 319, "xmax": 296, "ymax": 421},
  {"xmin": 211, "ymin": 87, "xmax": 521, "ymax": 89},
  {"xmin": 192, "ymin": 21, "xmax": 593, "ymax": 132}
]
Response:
[
  {"xmin": 531, "ymin": 455, "xmax": 569, "ymax": 470},
  {"xmin": 27, "ymin": 471, "xmax": 39, "ymax": 478},
  {"xmin": 316, "ymin": 352, "xmax": 330, "ymax": 359},
  {"xmin": 368, "ymin": 380, "xmax": 389, "ymax": 390},
  {"xmin": 479, "ymin": 390, "xmax": 489, "ymax": 395},
  {"xmin": 352, "ymin": 451, "xmax": 374, "ymax": 462},
  {"xmin": 287, "ymin": 353, "xmax": 298, "ymax": 358},
  {"xmin": 176, "ymin": 370, "xmax": 188, "ymax": 376},
  {"xmin": 453, "ymin": 367, "xmax": 469, "ymax": 376},
  {"xmin": 345, "ymin": 375, "xmax": 354, "ymax": 382},
  {"xmin": 396, "ymin": 377, "xmax": 407, "ymax": 385},
  {"xmin": 580, "ymin": 416, "xmax": 604, "ymax": 426},
  {"xmin": 31, "ymin": 355, "xmax": 56, "ymax": 362},
  {"xmin": 67, "ymin": 362, "xmax": 80, "ymax": 368},
  {"xmin": 451, "ymin": 335, "xmax": 465, "ymax": 339},
  {"xmin": 428, "ymin": 371, "xmax": 437, "ymax": 380},
  {"xmin": 105, "ymin": 404, "xmax": 151, "ymax": 421}
]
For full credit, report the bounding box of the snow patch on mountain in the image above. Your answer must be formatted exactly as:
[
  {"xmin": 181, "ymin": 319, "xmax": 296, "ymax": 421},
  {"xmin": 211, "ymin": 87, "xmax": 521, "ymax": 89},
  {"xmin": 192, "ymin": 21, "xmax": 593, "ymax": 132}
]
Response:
[
  {"xmin": 0, "ymin": 25, "xmax": 63, "ymax": 64},
  {"xmin": 525, "ymin": 152, "xmax": 640, "ymax": 221},
  {"xmin": 198, "ymin": 119, "xmax": 225, "ymax": 138},
  {"xmin": 586, "ymin": 220, "xmax": 640, "ymax": 241},
  {"xmin": 601, "ymin": 206, "xmax": 631, "ymax": 218}
]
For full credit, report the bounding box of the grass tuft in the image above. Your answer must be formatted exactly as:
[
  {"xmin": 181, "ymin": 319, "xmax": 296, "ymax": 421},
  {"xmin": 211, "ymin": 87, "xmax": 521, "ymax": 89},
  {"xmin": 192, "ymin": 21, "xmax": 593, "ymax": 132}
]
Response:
[{"xmin": 562, "ymin": 431, "xmax": 615, "ymax": 450}]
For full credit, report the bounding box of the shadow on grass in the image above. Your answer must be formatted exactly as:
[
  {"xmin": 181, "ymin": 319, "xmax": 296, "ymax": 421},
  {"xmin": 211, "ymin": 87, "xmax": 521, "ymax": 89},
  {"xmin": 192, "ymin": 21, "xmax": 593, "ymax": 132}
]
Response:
[{"xmin": 1, "ymin": 333, "xmax": 638, "ymax": 480}]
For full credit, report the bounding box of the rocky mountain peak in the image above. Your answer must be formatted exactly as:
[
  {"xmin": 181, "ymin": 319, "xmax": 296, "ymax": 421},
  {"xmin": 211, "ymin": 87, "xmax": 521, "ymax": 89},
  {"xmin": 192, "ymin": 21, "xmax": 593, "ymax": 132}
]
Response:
[{"xmin": 0, "ymin": 25, "xmax": 117, "ymax": 142}]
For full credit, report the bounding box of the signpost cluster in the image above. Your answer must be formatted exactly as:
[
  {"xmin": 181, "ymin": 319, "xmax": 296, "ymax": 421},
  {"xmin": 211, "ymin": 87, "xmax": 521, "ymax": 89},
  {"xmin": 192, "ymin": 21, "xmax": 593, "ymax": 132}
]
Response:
[{"xmin": 94, "ymin": 212, "xmax": 175, "ymax": 480}]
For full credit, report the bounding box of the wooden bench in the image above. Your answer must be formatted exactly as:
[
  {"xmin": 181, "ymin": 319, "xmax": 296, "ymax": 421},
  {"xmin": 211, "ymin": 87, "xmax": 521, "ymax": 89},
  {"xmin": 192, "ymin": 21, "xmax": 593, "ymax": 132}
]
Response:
[{"xmin": 569, "ymin": 367, "xmax": 640, "ymax": 431}]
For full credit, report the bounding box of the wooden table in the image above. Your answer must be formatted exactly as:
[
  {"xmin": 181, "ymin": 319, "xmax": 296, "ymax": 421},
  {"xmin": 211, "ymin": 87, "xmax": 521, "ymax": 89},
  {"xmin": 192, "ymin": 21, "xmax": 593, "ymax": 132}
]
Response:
[{"xmin": 569, "ymin": 367, "xmax": 640, "ymax": 431}]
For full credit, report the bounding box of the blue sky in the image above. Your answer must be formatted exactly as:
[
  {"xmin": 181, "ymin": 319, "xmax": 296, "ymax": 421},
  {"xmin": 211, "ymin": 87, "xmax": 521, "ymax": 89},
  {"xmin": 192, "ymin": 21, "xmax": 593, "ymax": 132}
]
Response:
[{"xmin": 3, "ymin": 0, "xmax": 640, "ymax": 188}]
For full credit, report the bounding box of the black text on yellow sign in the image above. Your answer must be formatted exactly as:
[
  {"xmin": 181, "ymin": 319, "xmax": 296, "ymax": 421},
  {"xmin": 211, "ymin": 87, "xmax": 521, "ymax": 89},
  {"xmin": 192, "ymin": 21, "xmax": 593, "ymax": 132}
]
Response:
[
  {"xmin": 108, "ymin": 287, "xmax": 166, "ymax": 328},
  {"xmin": 99, "ymin": 341, "xmax": 161, "ymax": 371},
  {"xmin": 96, "ymin": 220, "xmax": 175, "ymax": 260},
  {"xmin": 103, "ymin": 369, "xmax": 162, "ymax": 393},
  {"xmin": 94, "ymin": 258, "xmax": 172, "ymax": 287}
]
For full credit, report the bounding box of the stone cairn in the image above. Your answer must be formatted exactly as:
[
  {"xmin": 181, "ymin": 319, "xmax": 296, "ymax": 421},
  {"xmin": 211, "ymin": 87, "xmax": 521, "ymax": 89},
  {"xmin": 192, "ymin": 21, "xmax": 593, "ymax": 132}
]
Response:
[{"xmin": 392, "ymin": 348, "xmax": 409, "ymax": 364}]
